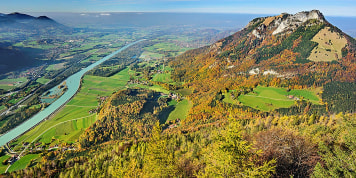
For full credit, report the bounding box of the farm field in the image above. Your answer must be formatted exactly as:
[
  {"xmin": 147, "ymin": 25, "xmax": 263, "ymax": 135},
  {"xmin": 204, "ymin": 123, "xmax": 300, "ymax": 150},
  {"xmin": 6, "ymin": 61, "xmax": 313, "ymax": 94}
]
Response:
[
  {"xmin": 36, "ymin": 77, "xmax": 50, "ymax": 84},
  {"xmin": 144, "ymin": 42, "xmax": 192, "ymax": 57},
  {"xmin": 0, "ymin": 155, "xmax": 10, "ymax": 174},
  {"xmin": 46, "ymin": 62, "xmax": 66, "ymax": 71},
  {"xmin": 167, "ymin": 99, "xmax": 193, "ymax": 122},
  {"xmin": 0, "ymin": 78, "xmax": 28, "ymax": 91},
  {"xmin": 132, "ymin": 84, "xmax": 171, "ymax": 94},
  {"xmin": 139, "ymin": 51, "xmax": 164, "ymax": 59},
  {"xmin": 152, "ymin": 65, "xmax": 175, "ymax": 84},
  {"xmin": 152, "ymin": 72, "xmax": 173, "ymax": 83},
  {"xmin": 236, "ymin": 86, "xmax": 321, "ymax": 111},
  {"xmin": 13, "ymin": 68, "xmax": 132, "ymax": 149},
  {"xmin": 7, "ymin": 154, "xmax": 40, "ymax": 173}
]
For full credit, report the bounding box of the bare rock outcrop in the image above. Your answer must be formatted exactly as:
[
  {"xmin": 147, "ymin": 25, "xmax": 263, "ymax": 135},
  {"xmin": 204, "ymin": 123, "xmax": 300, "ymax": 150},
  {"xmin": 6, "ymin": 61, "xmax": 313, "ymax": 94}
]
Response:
[{"xmin": 272, "ymin": 10, "xmax": 325, "ymax": 35}]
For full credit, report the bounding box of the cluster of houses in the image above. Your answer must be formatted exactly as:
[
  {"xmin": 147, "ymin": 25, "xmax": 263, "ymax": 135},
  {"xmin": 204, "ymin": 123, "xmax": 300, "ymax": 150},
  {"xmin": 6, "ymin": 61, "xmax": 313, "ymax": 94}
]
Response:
[
  {"xmin": 160, "ymin": 92, "xmax": 181, "ymax": 101},
  {"xmin": 287, "ymin": 95, "xmax": 300, "ymax": 100},
  {"xmin": 168, "ymin": 118, "xmax": 181, "ymax": 129},
  {"xmin": 7, "ymin": 154, "xmax": 19, "ymax": 164},
  {"xmin": 22, "ymin": 142, "xmax": 76, "ymax": 153}
]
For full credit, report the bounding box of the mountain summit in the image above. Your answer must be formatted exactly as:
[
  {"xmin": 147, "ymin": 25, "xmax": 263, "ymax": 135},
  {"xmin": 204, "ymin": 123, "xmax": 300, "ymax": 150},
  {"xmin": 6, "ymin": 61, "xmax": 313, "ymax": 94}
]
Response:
[
  {"xmin": 248, "ymin": 10, "xmax": 326, "ymax": 38},
  {"xmin": 1, "ymin": 12, "xmax": 55, "ymax": 23}
]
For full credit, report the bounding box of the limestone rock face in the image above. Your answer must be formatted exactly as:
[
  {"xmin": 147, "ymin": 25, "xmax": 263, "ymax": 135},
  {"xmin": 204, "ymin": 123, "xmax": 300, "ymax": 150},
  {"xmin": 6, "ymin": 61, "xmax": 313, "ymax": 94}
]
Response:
[{"xmin": 272, "ymin": 10, "xmax": 325, "ymax": 35}]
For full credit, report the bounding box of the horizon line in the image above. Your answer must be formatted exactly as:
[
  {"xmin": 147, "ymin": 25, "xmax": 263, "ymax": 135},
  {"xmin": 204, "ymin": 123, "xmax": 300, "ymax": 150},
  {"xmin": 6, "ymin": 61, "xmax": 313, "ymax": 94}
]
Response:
[{"xmin": 2, "ymin": 11, "xmax": 356, "ymax": 17}]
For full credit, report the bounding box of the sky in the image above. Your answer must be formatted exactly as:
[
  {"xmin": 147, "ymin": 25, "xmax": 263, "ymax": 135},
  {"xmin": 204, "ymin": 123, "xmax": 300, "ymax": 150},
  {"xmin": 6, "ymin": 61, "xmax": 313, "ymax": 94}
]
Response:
[{"xmin": 1, "ymin": 0, "xmax": 356, "ymax": 17}]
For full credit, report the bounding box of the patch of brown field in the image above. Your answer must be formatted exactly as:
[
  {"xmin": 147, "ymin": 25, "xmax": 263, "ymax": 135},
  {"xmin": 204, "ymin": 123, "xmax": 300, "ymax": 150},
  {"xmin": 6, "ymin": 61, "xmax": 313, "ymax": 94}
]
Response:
[{"xmin": 308, "ymin": 27, "xmax": 347, "ymax": 62}]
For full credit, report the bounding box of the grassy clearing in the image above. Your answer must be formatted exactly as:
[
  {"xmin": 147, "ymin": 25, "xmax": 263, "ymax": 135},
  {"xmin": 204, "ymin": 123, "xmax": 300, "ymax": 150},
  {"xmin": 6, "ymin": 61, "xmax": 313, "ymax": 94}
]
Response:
[
  {"xmin": 309, "ymin": 27, "xmax": 347, "ymax": 61},
  {"xmin": 152, "ymin": 64, "xmax": 175, "ymax": 83},
  {"xmin": 167, "ymin": 99, "xmax": 193, "ymax": 122},
  {"xmin": 288, "ymin": 89, "xmax": 320, "ymax": 104},
  {"xmin": 8, "ymin": 97, "xmax": 23, "ymax": 105},
  {"xmin": 223, "ymin": 91, "xmax": 240, "ymax": 105},
  {"xmin": 36, "ymin": 77, "xmax": 50, "ymax": 84},
  {"xmin": 0, "ymin": 105, "xmax": 6, "ymax": 112},
  {"xmin": 144, "ymin": 42, "xmax": 192, "ymax": 56},
  {"xmin": 152, "ymin": 72, "xmax": 173, "ymax": 83},
  {"xmin": 46, "ymin": 62, "xmax": 66, "ymax": 71},
  {"xmin": 35, "ymin": 114, "xmax": 97, "ymax": 144},
  {"xmin": 236, "ymin": 86, "xmax": 321, "ymax": 111},
  {"xmin": 0, "ymin": 155, "xmax": 11, "ymax": 174},
  {"xmin": 8, "ymin": 154, "xmax": 40, "ymax": 173},
  {"xmin": 0, "ymin": 77, "xmax": 28, "ymax": 91},
  {"xmin": 132, "ymin": 84, "xmax": 170, "ymax": 94},
  {"xmin": 81, "ymin": 55, "xmax": 100, "ymax": 63},
  {"xmin": 139, "ymin": 51, "xmax": 164, "ymax": 59},
  {"xmin": 139, "ymin": 42, "xmax": 192, "ymax": 60},
  {"xmin": 176, "ymin": 88, "xmax": 193, "ymax": 97}
]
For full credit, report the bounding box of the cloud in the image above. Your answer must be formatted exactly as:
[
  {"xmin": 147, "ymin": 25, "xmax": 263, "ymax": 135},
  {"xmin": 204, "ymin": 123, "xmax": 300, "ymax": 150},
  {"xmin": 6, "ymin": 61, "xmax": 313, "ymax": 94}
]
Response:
[{"xmin": 100, "ymin": 13, "xmax": 111, "ymax": 15}]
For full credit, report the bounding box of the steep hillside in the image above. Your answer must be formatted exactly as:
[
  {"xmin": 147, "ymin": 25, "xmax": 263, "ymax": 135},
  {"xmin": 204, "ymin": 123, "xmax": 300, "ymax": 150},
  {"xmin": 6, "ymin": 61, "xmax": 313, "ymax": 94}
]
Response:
[
  {"xmin": 171, "ymin": 10, "xmax": 356, "ymax": 127},
  {"xmin": 0, "ymin": 44, "xmax": 45, "ymax": 74}
]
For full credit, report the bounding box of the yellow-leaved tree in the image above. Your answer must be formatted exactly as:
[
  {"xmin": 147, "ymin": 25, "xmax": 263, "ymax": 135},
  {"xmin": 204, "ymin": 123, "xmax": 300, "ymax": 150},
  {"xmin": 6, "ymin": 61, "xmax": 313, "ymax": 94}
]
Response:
[{"xmin": 199, "ymin": 118, "xmax": 276, "ymax": 177}]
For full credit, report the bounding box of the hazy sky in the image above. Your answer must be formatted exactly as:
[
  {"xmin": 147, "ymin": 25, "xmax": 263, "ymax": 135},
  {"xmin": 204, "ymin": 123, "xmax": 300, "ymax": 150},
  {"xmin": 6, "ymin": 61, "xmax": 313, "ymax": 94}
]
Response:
[{"xmin": 1, "ymin": 0, "xmax": 356, "ymax": 16}]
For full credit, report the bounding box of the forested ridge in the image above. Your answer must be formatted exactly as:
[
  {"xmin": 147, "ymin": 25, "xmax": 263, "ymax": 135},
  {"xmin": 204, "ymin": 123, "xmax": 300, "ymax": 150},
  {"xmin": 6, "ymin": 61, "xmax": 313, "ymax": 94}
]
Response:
[{"xmin": 3, "ymin": 10, "xmax": 356, "ymax": 177}]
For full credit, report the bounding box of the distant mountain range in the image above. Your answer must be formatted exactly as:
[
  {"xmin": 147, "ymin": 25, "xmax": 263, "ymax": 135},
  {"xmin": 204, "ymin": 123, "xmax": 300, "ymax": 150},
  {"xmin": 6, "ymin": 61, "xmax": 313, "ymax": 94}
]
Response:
[
  {"xmin": 0, "ymin": 13, "xmax": 71, "ymax": 74},
  {"xmin": 0, "ymin": 12, "xmax": 70, "ymax": 32}
]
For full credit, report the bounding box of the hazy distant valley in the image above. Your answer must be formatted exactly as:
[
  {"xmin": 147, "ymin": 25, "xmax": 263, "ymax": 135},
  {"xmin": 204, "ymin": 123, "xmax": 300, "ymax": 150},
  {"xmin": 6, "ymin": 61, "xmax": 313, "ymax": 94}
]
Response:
[{"xmin": 0, "ymin": 11, "xmax": 355, "ymax": 177}]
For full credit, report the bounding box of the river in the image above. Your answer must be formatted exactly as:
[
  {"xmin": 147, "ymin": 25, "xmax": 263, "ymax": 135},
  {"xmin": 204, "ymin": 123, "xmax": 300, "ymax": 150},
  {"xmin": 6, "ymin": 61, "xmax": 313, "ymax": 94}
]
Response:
[{"xmin": 0, "ymin": 40, "xmax": 144, "ymax": 147}]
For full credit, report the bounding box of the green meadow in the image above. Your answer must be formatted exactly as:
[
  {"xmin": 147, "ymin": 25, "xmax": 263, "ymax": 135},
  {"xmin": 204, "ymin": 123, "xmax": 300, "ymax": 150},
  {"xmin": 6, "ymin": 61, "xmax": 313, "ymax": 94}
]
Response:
[
  {"xmin": 235, "ymin": 86, "xmax": 321, "ymax": 111},
  {"xmin": 46, "ymin": 62, "xmax": 66, "ymax": 71},
  {"xmin": 0, "ymin": 105, "xmax": 6, "ymax": 112},
  {"xmin": 152, "ymin": 72, "xmax": 173, "ymax": 83},
  {"xmin": 223, "ymin": 91, "xmax": 240, "ymax": 105},
  {"xmin": 144, "ymin": 42, "xmax": 192, "ymax": 57},
  {"xmin": 167, "ymin": 99, "xmax": 193, "ymax": 122},
  {"xmin": 36, "ymin": 77, "xmax": 50, "ymax": 84},
  {"xmin": 132, "ymin": 84, "xmax": 171, "ymax": 94},
  {"xmin": 152, "ymin": 65, "xmax": 175, "ymax": 84},
  {"xmin": 0, "ymin": 77, "xmax": 28, "ymax": 91},
  {"xmin": 7, "ymin": 154, "xmax": 40, "ymax": 173},
  {"xmin": 0, "ymin": 155, "xmax": 11, "ymax": 174}
]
